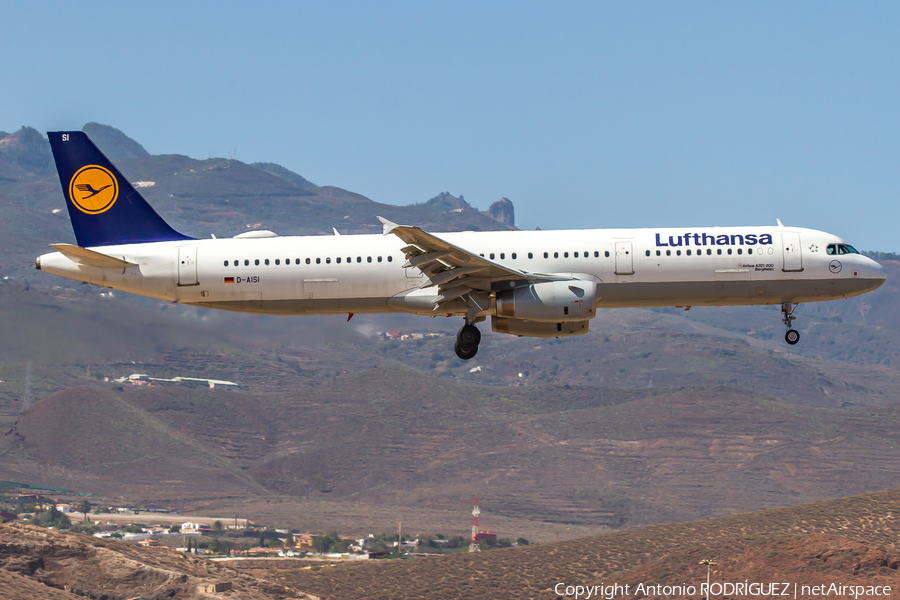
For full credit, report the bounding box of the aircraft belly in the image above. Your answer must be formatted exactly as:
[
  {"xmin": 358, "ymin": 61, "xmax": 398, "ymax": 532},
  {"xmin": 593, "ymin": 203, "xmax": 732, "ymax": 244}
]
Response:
[
  {"xmin": 595, "ymin": 278, "xmax": 880, "ymax": 308},
  {"xmin": 196, "ymin": 297, "xmax": 393, "ymax": 315}
]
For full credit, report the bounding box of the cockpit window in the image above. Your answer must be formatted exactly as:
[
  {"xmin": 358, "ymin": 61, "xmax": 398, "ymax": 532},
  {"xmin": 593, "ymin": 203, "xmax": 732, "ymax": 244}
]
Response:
[{"xmin": 827, "ymin": 243, "xmax": 859, "ymax": 255}]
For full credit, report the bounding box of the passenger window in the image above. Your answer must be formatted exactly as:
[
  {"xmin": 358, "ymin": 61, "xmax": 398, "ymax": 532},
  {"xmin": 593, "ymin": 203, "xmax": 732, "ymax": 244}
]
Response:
[
  {"xmin": 554, "ymin": 252, "xmax": 559, "ymax": 258},
  {"xmin": 388, "ymin": 256, "xmax": 393, "ymax": 262},
  {"xmin": 727, "ymin": 249, "xmax": 732, "ymax": 255},
  {"xmin": 544, "ymin": 252, "xmax": 549, "ymax": 258},
  {"xmin": 275, "ymin": 259, "xmax": 280, "ymax": 265},
  {"xmin": 564, "ymin": 252, "xmax": 569, "ymax": 258},
  {"xmin": 336, "ymin": 257, "xmax": 341, "ymax": 263},
  {"xmin": 490, "ymin": 253, "xmax": 495, "ymax": 260},
  {"xmin": 377, "ymin": 256, "xmax": 382, "ymax": 262},
  {"xmin": 316, "ymin": 258, "xmax": 321, "ymax": 264},
  {"xmin": 306, "ymin": 258, "xmax": 310, "ymax": 264},
  {"xmin": 737, "ymin": 249, "xmax": 742, "ymax": 255},
  {"xmin": 264, "ymin": 259, "xmax": 269, "ymax": 265},
  {"xmin": 686, "ymin": 249, "xmax": 691, "ymax": 256},
  {"xmin": 234, "ymin": 260, "xmax": 238, "ymax": 266},
  {"xmin": 255, "ymin": 259, "xmax": 260, "ymax": 266},
  {"xmin": 717, "ymin": 249, "xmax": 722, "ymax": 255},
  {"xmin": 347, "ymin": 257, "xmax": 351, "ymax": 263},
  {"xmin": 500, "ymin": 253, "xmax": 505, "ymax": 259},
  {"xmin": 223, "ymin": 260, "xmax": 228, "ymax": 267},
  {"xmin": 367, "ymin": 256, "xmax": 372, "ymax": 263},
  {"xmin": 656, "ymin": 250, "xmax": 661, "ymax": 256},
  {"xmin": 244, "ymin": 259, "xmax": 249, "ymax": 266},
  {"xmin": 707, "ymin": 249, "xmax": 712, "ymax": 255},
  {"xmin": 666, "ymin": 250, "xmax": 671, "ymax": 256},
  {"xmin": 594, "ymin": 251, "xmax": 599, "ymax": 258},
  {"xmin": 480, "ymin": 253, "xmax": 484, "ymax": 257},
  {"xmin": 584, "ymin": 250, "xmax": 588, "ymax": 257},
  {"xmin": 676, "ymin": 250, "xmax": 681, "ymax": 256},
  {"xmin": 645, "ymin": 250, "xmax": 650, "ymax": 256},
  {"xmin": 528, "ymin": 252, "xmax": 533, "ymax": 259},
  {"xmin": 512, "ymin": 253, "xmax": 517, "ymax": 259},
  {"xmin": 357, "ymin": 257, "xmax": 362, "ymax": 263},
  {"xmin": 604, "ymin": 251, "xmax": 610, "ymax": 258},
  {"xmin": 574, "ymin": 252, "xmax": 579, "ymax": 258},
  {"xmin": 326, "ymin": 258, "xmax": 331, "ymax": 264}
]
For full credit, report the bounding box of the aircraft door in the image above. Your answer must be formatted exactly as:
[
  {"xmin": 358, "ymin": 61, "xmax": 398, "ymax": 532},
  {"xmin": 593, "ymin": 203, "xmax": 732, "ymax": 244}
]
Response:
[
  {"xmin": 177, "ymin": 245, "xmax": 199, "ymax": 286},
  {"xmin": 615, "ymin": 242, "xmax": 634, "ymax": 275},
  {"xmin": 781, "ymin": 233, "xmax": 803, "ymax": 272}
]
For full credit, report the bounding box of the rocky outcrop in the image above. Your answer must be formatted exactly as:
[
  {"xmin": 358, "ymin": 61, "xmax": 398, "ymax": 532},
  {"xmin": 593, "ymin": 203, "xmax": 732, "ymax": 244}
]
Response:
[{"xmin": 486, "ymin": 197, "xmax": 515, "ymax": 227}]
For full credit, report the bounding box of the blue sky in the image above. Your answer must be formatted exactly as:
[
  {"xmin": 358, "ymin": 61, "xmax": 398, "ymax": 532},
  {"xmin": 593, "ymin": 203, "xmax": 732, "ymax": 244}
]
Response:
[{"xmin": 3, "ymin": 2, "xmax": 899, "ymax": 250}]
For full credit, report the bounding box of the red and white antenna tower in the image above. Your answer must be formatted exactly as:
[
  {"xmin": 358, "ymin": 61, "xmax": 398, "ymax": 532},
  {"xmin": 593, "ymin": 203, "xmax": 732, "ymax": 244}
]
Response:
[{"xmin": 469, "ymin": 494, "xmax": 481, "ymax": 552}]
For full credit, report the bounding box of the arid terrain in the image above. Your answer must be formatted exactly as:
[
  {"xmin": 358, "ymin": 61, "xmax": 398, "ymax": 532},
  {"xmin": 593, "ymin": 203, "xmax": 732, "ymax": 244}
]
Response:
[
  {"xmin": 4, "ymin": 487, "xmax": 900, "ymax": 599},
  {"xmin": 266, "ymin": 487, "xmax": 900, "ymax": 599}
]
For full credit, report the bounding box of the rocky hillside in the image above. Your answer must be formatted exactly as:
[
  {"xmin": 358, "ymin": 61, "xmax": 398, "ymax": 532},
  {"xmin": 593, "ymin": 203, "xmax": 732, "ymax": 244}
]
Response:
[
  {"xmin": 0, "ymin": 522, "xmax": 307, "ymax": 599},
  {"xmin": 269, "ymin": 487, "xmax": 900, "ymax": 600}
]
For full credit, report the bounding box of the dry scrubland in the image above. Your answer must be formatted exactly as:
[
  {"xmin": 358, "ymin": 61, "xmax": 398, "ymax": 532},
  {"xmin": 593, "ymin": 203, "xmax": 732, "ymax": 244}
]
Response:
[
  {"xmin": 267, "ymin": 488, "xmax": 900, "ymax": 600},
  {"xmin": 4, "ymin": 488, "xmax": 900, "ymax": 599}
]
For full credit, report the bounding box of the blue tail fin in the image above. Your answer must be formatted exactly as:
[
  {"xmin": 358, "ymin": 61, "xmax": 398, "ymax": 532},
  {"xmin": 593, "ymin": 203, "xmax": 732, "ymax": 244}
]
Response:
[{"xmin": 47, "ymin": 131, "xmax": 192, "ymax": 247}]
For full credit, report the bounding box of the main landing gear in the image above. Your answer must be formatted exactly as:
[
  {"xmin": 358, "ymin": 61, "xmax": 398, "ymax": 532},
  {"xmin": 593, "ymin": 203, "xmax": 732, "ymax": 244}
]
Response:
[
  {"xmin": 455, "ymin": 322, "xmax": 481, "ymax": 360},
  {"xmin": 782, "ymin": 302, "xmax": 800, "ymax": 345}
]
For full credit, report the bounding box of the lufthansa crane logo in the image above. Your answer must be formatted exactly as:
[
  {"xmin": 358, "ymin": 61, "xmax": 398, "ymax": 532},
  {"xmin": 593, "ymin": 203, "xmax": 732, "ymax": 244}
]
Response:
[{"xmin": 68, "ymin": 165, "xmax": 118, "ymax": 214}]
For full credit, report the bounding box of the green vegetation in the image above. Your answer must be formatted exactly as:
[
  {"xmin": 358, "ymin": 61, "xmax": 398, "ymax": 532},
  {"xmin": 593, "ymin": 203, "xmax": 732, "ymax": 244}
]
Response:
[
  {"xmin": 312, "ymin": 532, "xmax": 349, "ymax": 554},
  {"xmin": 69, "ymin": 522, "xmax": 98, "ymax": 535},
  {"xmin": 26, "ymin": 505, "xmax": 70, "ymax": 529}
]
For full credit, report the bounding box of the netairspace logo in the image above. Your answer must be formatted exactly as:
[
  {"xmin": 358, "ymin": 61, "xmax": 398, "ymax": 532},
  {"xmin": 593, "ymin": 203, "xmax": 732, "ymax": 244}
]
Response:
[{"xmin": 553, "ymin": 581, "xmax": 894, "ymax": 599}]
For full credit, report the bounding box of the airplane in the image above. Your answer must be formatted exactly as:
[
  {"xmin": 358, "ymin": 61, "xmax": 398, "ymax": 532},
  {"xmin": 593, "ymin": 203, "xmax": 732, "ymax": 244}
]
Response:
[{"xmin": 35, "ymin": 131, "xmax": 886, "ymax": 359}]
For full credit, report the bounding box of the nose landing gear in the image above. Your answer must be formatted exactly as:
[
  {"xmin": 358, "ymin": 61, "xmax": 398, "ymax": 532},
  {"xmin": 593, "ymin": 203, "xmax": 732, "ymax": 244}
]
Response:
[
  {"xmin": 455, "ymin": 322, "xmax": 481, "ymax": 360},
  {"xmin": 782, "ymin": 302, "xmax": 800, "ymax": 345}
]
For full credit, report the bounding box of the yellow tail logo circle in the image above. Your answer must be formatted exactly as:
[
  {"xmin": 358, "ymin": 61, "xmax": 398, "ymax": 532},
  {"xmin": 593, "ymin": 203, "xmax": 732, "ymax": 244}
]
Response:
[{"xmin": 69, "ymin": 165, "xmax": 118, "ymax": 214}]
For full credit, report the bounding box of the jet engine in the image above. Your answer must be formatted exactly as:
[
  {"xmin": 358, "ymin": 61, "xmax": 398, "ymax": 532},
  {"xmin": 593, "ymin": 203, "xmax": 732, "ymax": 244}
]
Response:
[{"xmin": 495, "ymin": 280, "xmax": 597, "ymax": 322}]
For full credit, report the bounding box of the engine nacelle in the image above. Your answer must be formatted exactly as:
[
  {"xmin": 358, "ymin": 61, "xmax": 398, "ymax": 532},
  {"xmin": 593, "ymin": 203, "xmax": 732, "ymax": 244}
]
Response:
[
  {"xmin": 495, "ymin": 280, "xmax": 597, "ymax": 322},
  {"xmin": 492, "ymin": 317, "xmax": 590, "ymax": 337}
]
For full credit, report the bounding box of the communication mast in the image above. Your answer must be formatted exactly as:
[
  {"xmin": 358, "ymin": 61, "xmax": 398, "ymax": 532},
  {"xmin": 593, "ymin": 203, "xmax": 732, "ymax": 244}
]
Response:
[{"xmin": 469, "ymin": 495, "xmax": 481, "ymax": 552}]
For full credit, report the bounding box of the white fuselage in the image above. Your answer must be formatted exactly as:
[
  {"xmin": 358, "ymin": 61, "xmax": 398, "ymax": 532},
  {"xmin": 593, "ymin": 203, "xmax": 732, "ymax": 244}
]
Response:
[{"xmin": 36, "ymin": 225, "xmax": 886, "ymax": 319}]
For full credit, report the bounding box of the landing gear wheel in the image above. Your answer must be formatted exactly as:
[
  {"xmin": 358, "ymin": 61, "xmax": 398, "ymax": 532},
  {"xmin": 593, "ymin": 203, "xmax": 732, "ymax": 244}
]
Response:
[
  {"xmin": 785, "ymin": 329, "xmax": 800, "ymax": 345},
  {"xmin": 457, "ymin": 324, "xmax": 481, "ymax": 348},
  {"xmin": 454, "ymin": 342, "xmax": 478, "ymax": 360}
]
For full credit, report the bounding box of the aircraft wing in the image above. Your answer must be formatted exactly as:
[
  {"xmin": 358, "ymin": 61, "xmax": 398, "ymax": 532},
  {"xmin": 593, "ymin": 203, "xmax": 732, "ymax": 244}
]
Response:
[{"xmin": 377, "ymin": 217, "xmax": 570, "ymax": 308}]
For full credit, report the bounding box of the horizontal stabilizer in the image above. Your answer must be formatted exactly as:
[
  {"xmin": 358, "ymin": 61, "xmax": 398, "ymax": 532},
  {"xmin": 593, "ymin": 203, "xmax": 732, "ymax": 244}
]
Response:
[{"xmin": 50, "ymin": 244, "xmax": 138, "ymax": 269}]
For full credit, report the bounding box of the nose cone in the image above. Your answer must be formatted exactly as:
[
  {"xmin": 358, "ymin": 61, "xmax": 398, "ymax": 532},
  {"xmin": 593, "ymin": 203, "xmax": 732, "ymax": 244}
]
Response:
[{"xmin": 864, "ymin": 257, "xmax": 887, "ymax": 290}]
